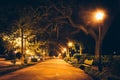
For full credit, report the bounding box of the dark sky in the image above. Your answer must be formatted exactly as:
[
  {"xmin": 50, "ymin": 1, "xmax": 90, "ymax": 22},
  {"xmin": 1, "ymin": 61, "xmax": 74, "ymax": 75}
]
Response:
[
  {"xmin": 0, "ymin": 0, "xmax": 120, "ymax": 54},
  {"xmin": 100, "ymin": 0, "xmax": 120, "ymax": 54}
]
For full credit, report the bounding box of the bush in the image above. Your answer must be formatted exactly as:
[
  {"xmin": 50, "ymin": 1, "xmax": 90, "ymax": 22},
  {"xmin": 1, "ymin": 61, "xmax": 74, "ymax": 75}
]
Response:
[
  {"xmin": 64, "ymin": 57, "xmax": 70, "ymax": 62},
  {"xmin": 102, "ymin": 55, "xmax": 113, "ymax": 67},
  {"xmin": 85, "ymin": 55, "xmax": 94, "ymax": 60},
  {"xmin": 110, "ymin": 60, "xmax": 120, "ymax": 76},
  {"xmin": 70, "ymin": 54, "xmax": 120, "ymax": 80},
  {"xmin": 73, "ymin": 53, "xmax": 81, "ymax": 61},
  {"xmin": 5, "ymin": 53, "xmax": 16, "ymax": 60},
  {"xmin": 16, "ymin": 52, "xmax": 22, "ymax": 59},
  {"xmin": 69, "ymin": 57, "xmax": 78, "ymax": 64},
  {"xmin": 31, "ymin": 58, "xmax": 38, "ymax": 62}
]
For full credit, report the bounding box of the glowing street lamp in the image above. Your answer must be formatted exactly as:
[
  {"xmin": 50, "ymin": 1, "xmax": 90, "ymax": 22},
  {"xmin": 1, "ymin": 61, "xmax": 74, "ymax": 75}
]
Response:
[
  {"xmin": 62, "ymin": 48, "xmax": 67, "ymax": 53},
  {"xmin": 95, "ymin": 11, "xmax": 104, "ymax": 21},
  {"xmin": 94, "ymin": 10, "xmax": 105, "ymax": 71},
  {"xmin": 62, "ymin": 47, "xmax": 67, "ymax": 57},
  {"xmin": 68, "ymin": 42, "xmax": 73, "ymax": 48}
]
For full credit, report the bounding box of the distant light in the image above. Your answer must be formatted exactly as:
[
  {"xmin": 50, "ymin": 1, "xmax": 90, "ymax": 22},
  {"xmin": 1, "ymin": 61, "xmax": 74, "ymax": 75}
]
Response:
[
  {"xmin": 68, "ymin": 42, "xmax": 73, "ymax": 47},
  {"xmin": 63, "ymin": 48, "xmax": 67, "ymax": 52},
  {"xmin": 113, "ymin": 51, "xmax": 116, "ymax": 55},
  {"xmin": 59, "ymin": 53, "xmax": 61, "ymax": 56},
  {"xmin": 62, "ymin": 48, "xmax": 67, "ymax": 53},
  {"xmin": 14, "ymin": 51, "xmax": 17, "ymax": 54}
]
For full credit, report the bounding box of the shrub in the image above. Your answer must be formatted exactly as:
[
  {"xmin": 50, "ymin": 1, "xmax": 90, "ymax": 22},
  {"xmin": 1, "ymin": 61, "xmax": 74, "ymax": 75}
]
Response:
[
  {"xmin": 69, "ymin": 57, "xmax": 78, "ymax": 64},
  {"xmin": 85, "ymin": 55, "xmax": 94, "ymax": 60},
  {"xmin": 102, "ymin": 55, "xmax": 113, "ymax": 67},
  {"xmin": 110, "ymin": 60, "xmax": 120, "ymax": 76},
  {"xmin": 16, "ymin": 52, "xmax": 22, "ymax": 59},
  {"xmin": 64, "ymin": 57, "xmax": 70, "ymax": 62},
  {"xmin": 73, "ymin": 53, "xmax": 81, "ymax": 61},
  {"xmin": 31, "ymin": 58, "xmax": 38, "ymax": 62}
]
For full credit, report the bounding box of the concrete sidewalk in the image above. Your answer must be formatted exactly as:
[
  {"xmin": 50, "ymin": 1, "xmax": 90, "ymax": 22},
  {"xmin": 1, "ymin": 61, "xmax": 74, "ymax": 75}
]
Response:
[{"xmin": 0, "ymin": 59, "xmax": 93, "ymax": 80}]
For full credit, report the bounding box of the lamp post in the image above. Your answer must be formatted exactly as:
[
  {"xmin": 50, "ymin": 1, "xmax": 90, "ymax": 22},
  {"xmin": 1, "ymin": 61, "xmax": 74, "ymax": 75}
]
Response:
[
  {"xmin": 95, "ymin": 10, "xmax": 105, "ymax": 71},
  {"xmin": 67, "ymin": 42, "xmax": 73, "ymax": 58}
]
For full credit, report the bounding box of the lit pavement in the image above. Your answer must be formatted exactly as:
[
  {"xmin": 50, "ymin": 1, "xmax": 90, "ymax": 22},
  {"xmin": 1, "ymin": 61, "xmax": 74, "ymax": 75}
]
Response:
[
  {"xmin": 0, "ymin": 59, "xmax": 93, "ymax": 80},
  {"xmin": 0, "ymin": 58, "xmax": 21, "ymax": 67}
]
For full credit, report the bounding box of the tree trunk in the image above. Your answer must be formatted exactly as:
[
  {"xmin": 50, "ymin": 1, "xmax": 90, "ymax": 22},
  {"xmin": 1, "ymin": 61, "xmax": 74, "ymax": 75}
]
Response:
[{"xmin": 21, "ymin": 28, "xmax": 25, "ymax": 65}]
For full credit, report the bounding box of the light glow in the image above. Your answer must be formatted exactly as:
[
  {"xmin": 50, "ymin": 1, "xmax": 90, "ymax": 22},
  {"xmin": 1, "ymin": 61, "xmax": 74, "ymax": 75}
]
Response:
[
  {"xmin": 62, "ymin": 48, "xmax": 67, "ymax": 53},
  {"xmin": 95, "ymin": 11, "xmax": 104, "ymax": 21},
  {"xmin": 68, "ymin": 42, "xmax": 73, "ymax": 47}
]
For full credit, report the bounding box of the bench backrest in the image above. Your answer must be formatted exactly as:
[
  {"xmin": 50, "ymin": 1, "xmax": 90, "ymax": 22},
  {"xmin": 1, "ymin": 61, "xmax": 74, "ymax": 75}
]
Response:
[{"xmin": 84, "ymin": 59, "xmax": 93, "ymax": 65}]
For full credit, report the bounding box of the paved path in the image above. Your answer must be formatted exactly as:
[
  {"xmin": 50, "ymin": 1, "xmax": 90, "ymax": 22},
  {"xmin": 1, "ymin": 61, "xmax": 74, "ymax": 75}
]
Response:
[
  {"xmin": 0, "ymin": 58, "xmax": 21, "ymax": 67},
  {"xmin": 0, "ymin": 59, "xmax": 93, "ymax": 80},
  {"xmin": 0, "ymin": 58, "xmax": 12, "ymax": 67}
]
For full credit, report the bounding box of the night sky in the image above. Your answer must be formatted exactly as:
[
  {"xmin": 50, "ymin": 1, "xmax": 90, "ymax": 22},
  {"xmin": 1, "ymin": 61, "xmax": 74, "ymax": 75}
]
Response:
[{"xmin": 0, "ymin": 0, "xmax": 120, "ymax": 55}]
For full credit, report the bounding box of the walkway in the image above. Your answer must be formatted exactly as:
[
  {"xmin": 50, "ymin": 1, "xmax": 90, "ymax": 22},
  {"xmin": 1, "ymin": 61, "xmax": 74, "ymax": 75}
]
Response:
[{"xmin": 0, "ymin": 59, "xmax": 93, "ymax": 80}]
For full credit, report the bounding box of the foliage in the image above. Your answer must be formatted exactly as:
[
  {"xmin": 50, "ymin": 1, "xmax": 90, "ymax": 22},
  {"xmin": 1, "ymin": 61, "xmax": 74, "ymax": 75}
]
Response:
[
  {"xmin": 16, "ymin": 52, "xmax": 22, "ymax": 59},
  {"xmin": 0, "ymin": 7, "xmax": 51, "ymax": 58},
  {"xmin": 110, "ymin": 56, "xmax": 120, "ymax": 76},
  {"xmin": 102, "ymin": 55, "xmax": 113, "ymax": 67},
  {"xmin": 5, "ymin": 51, "xmax": 15, "ymax": 60},
  {"xmin": 69, "ymin": 57, "xmax": 78, "ymax": 63},
  {"xmin": 85, "ymin": 55, "xmax": 94, "ymax": 60},
  {"xmin": 64, "ymin": 57, "xmax": 70, "ymax": 62},
  {"xmin": 73, "ymin": 53, "xmax": 81, "ymax": 61},
  {"xmin": 70, "ymin": 54, "xmax": 120, "ymax": 80}
]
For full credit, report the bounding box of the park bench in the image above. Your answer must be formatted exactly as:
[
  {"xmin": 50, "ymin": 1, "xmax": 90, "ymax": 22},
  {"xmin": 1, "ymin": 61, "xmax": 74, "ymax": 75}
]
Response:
[{"xmin": 79, "ymin": 59, "xmax": 94, "ymax": 70}]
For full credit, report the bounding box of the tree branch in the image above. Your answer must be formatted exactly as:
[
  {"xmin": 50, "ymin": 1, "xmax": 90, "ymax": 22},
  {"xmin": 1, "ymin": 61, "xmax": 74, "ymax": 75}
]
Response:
[
  {"xmin": 67, "ymin": 17, "xmax": 88, "ymax": 34},
  {"xmin": 88, "ymin": 29, "xmax": 97, "ymax": 41}
]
